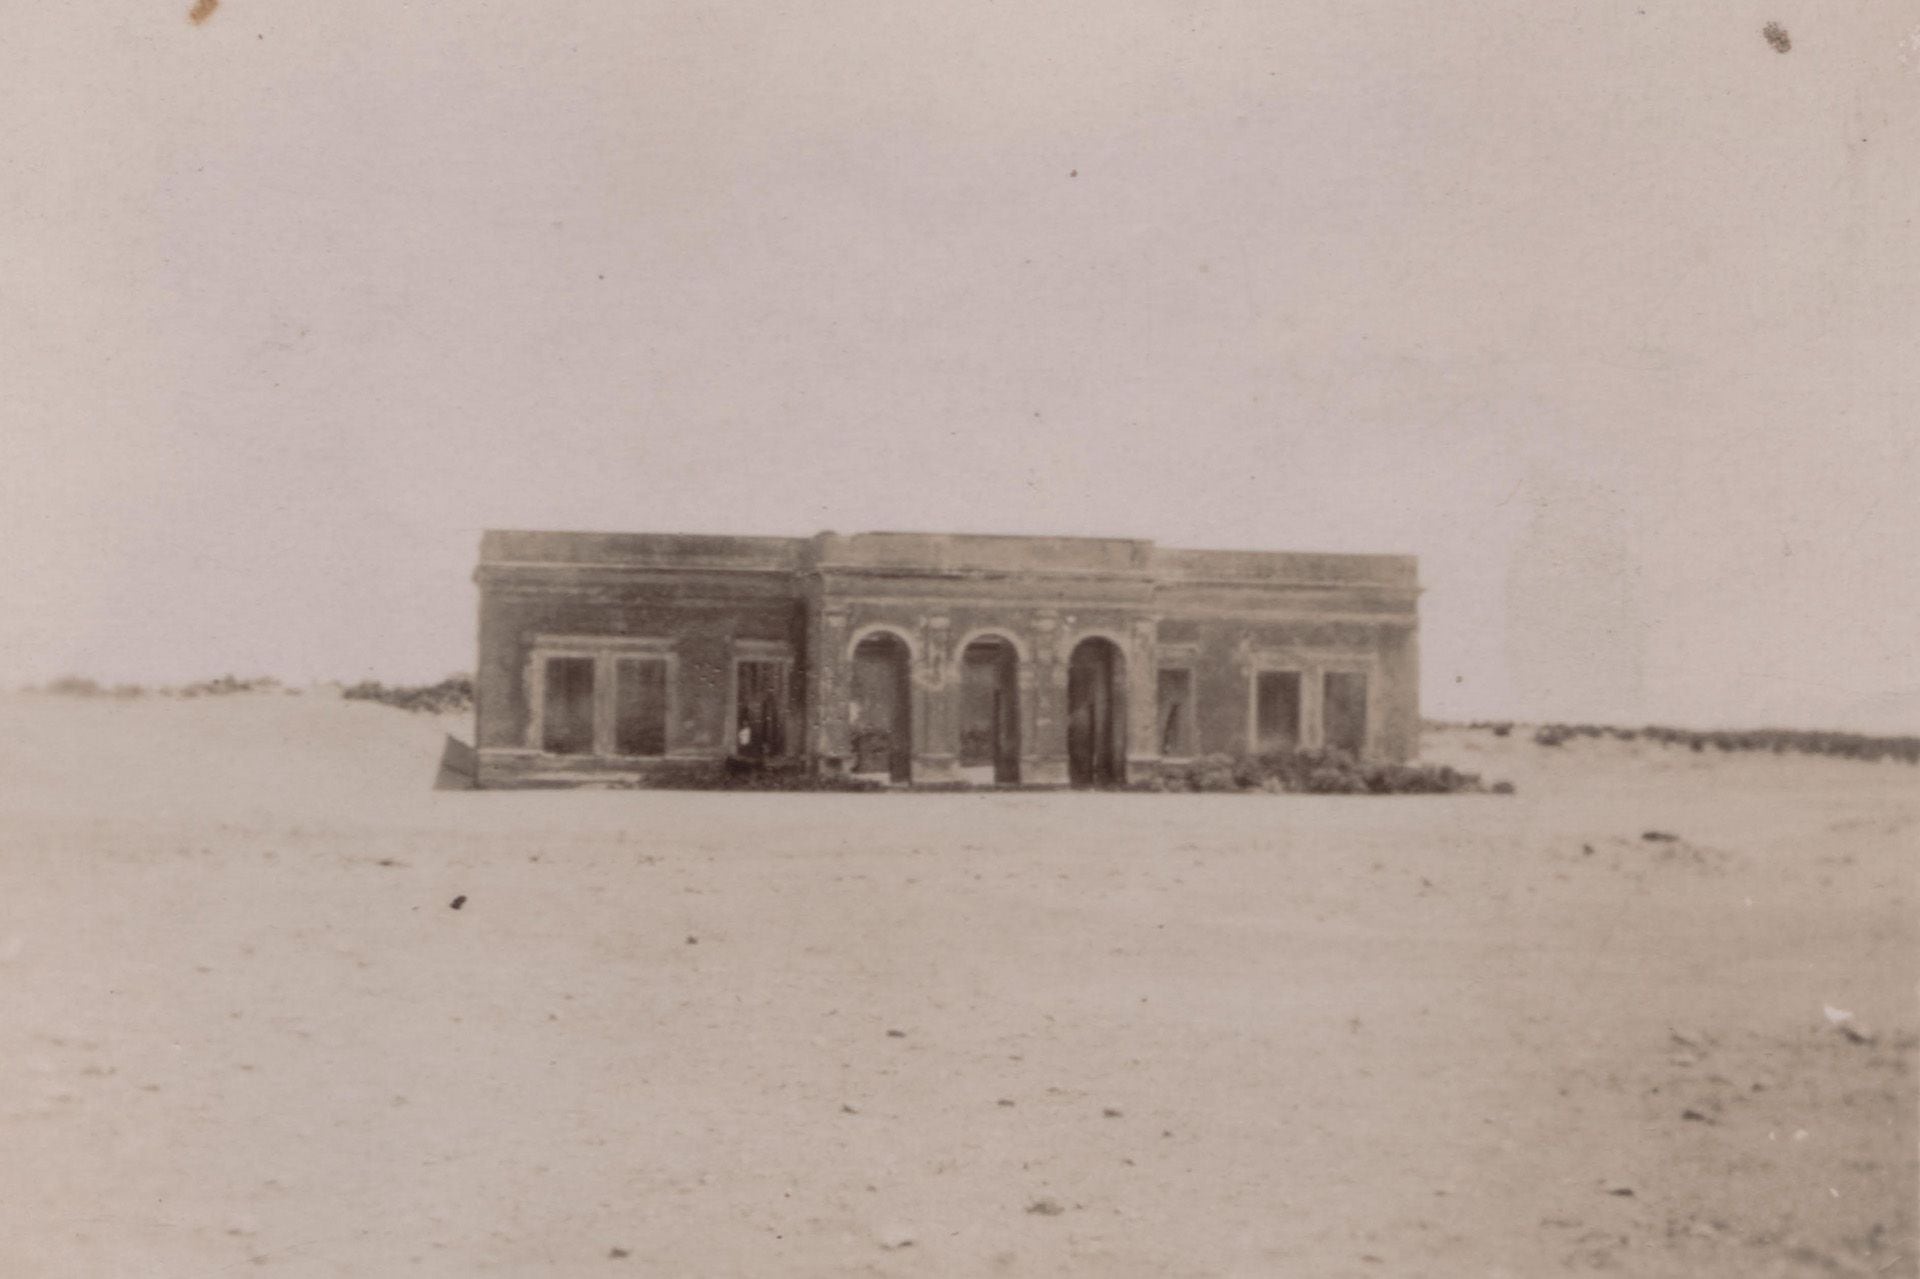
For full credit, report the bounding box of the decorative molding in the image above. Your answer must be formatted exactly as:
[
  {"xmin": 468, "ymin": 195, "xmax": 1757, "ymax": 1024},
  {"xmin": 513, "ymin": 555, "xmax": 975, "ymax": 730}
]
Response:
[
  {"xmin": 952, "ymin": 627, "xmax": 1032, "ymax": 663},
  {"xmin": 1251, "ymin": 647, "xmax": 1378, "ymax": 669},
  {"xmin": 845, "ymin": 623, "xmax": 921, "ymax": 661},
  {"xmin": 1062, "ymin": 628, "xmax": 1133, "ymax": 661}
]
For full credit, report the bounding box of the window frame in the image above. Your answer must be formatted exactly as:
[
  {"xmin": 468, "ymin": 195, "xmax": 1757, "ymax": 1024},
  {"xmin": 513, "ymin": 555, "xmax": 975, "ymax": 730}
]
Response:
[
  {"xmin": 539, "ymin": 654, "xmax": 599, "ymax": 756},
  {"xmin": 524, "ymin": 635, "xmax": 677, "ymax": 759},
  {"xmin": 611, "ymin": 654, "xmax": 673, "ymax": 758},
  {"xmin": 1244, "ymin": 647, "xmax": 1381, "ymax": 758},
  {"xmin": 1247, "ymin": 666, "xmax": 1307, "ymax": 754},
  {"xmin": 1320, "ymin": 667, "xmax": 1372, "ymax": 758}
]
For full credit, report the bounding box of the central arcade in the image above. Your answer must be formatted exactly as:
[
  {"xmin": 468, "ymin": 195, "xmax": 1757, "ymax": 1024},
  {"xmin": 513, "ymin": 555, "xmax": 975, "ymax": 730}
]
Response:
[{"xmin": 806, "ymin": 533, "xmax": 1171, "ymax": 787}]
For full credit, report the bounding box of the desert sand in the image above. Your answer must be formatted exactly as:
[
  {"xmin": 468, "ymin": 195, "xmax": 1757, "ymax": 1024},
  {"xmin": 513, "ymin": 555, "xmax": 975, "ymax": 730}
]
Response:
[{"xmin": 0, "ymin": 693, "xmax": 1912, "ymax": 1277}]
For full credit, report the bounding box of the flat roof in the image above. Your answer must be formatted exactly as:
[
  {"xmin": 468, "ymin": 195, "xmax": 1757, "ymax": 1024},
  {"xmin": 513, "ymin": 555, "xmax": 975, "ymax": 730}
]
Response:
[{"xmin": 480, "ymin": 529, "xmax": 1417, "ymax": 587}]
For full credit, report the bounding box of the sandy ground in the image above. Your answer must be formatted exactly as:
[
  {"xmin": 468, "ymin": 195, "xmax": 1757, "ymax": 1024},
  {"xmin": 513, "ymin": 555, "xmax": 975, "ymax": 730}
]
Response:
[{"xmin": 0, "ymin": 694, "xmax": 1913, "ymax": 1278}]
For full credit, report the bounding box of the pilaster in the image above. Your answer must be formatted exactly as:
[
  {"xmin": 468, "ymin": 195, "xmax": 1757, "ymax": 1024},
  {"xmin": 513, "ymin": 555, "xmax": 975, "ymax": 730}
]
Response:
[
  {"xmin": 1023, "ymin": 610, "xmax": 1070, "ymax": 785},
  {"xmin": 1126, "ymin": 615, "xmax": 1162, "ymax": 781},
  {"xmin": 810, "ymin": 605, "xmax": 852, "ymax": 769},
  {"xmin": 912, "ymin": 614, "xmax": 961, "ymax": 783}
]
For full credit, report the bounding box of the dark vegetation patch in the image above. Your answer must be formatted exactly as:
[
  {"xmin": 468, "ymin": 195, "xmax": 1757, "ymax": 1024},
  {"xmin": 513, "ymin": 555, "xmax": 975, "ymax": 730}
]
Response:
[
  {"xmin": 1441, "ymin": 719, "xmax": 1920, "ymax": 764},
  {"xmin": 1139, "ymin": 749, "xmax": 1497, "ymax": 796},
  {"xmin": 670, "ymin": 761, "xmax": 885, "ymax": 792},
  {"xmin": 342, "ymin": 676, "xmax": 474, "ymax": 714},
  {"xmin": 175, "ymin": 675, "xmax": 287, "ymax": 698},
  {"xmin": 567, "ymin": 752, "xmax": 1476, "ymax": 796},
  {"xmin": 559, "ymin": 757, "xmax": 886, "ymax": 792},
  {"xmin": 29, "ymin": 674, "xmax": 289, "ymax": 699}
]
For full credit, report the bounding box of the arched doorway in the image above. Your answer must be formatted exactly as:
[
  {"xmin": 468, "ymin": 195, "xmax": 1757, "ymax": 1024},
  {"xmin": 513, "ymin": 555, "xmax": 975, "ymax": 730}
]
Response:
[
  {"xmin": 1066, "ymin": 637, "xmax": 1126, "ymax": 787},
  {"xmin": 850, "ymin": 632, "xmax": 912, "ymax": 783},
  {"xmin": 959, "ymin": 636, "xmax": 1020, "ymax": 784}
]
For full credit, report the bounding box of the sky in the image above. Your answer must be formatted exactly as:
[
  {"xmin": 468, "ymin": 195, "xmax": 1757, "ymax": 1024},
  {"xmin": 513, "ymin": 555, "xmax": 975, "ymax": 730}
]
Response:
[{"xmin": 3, "ymin": 1, "xmax": 1916, "ymax": 731}]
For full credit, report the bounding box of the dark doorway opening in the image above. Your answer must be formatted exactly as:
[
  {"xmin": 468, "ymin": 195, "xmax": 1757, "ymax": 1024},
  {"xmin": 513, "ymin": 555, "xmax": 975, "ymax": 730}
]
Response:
[
  {"xmin": 1323, "ymin": 670, "xmax": 1369, "ymax": 758},
  {"xmin": 960, "ymin": 637, "xmax": 1020, "ymax": 784},
  {"xmin": 1156, "ymin": 667, "xmax": 1194, "ymax": 758},
  {"xmin": 1066, "ymin": 637, "xmax": 1127, "ymax": 787},
  {"xmin": 1254, "ymin": 670, "xmax": 1303, "ymax": 753},
  {"xmin": 850, "ymin": 632, "xmax": 912, "ymax": 783},
  {"xmin": 734, "ymin": 659, "xmax": 790, "ymax": 761},
  {"xmin": 614, "ymin": 658, "xmax": 669, "ymax": 757},
  {"xmin": 542, "ymin": 656, "xmax": 596, "ymax": 755}
]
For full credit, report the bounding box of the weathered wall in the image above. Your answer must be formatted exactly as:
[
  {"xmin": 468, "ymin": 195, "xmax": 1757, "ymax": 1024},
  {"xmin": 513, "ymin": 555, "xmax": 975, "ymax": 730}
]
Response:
[
  {"xmin": 478, "ymin": 588, "xmax": 801, "ymax": 751},
  {"xmin": 1374, "ymin": 622, "xmax": 1421, "ymax": 762},
  {"xmin": 808, "ymin": 572, "xmax": 1156, "ymax": 785},
  {"xmin": 475, "ymin": 537, "xmax": 808, "ymax": 785},
  {"xmin": 1167, "ymin": 618, "xmax": 1419, "ymax": 761},
  {"xmin": 474, "ymin": 530, "xmax": 1420, "ymax": 787}
]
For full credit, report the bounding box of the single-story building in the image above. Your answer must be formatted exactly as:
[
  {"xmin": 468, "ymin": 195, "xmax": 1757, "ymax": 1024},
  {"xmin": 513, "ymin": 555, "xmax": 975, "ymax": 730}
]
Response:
[{"xmin": 473, "ymin": 530, "xmax": 1419, "ymax": 788}]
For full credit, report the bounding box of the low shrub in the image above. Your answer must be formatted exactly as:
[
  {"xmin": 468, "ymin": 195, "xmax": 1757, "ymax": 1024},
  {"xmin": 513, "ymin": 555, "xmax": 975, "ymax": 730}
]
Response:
[
  {"xmin": 674, "ymin": 759, "xmax": 885, "ymax": 792},
  {"xmin": 723, "ymin": 771, "xmax": 884, "ymax": 792},
  {"xmin": 1153, "ymin": 748, "xmax": 1494, "ymax": 796},
  {"xmin": 342, "ymin": 676, "xmax": 474, "ymax": 714},
  {"xmin": 849, "ymin": 727, "xmax": 894, "ymax": 774},
  {"xmin": 1503, "ymin": 720, "xmax": 1920, "ymax": 765},
  {"xmin": 1192, "ymin": 756, "xmax": 1241, "ymax": 793},
  {"xmin": 177, "ymin": 675, "xmax": 282, "ymax": 698},
  {"xmin": 1307, "ymin": 765, "xmax": 1368, "ymax": 794},
  {"xmin": 34, "ymin": 675, "xmax": 267, "ymax": 698}
]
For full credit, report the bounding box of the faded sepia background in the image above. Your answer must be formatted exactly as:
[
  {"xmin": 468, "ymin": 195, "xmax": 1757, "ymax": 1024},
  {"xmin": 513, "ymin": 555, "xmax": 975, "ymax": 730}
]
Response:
[
  {"xmin": 3, "ymin": 1, "xmax": 1915, "ymax": 731},
  {"xmin": 3, "ymin": 10, "xmax": 1915, "ymax": 1276}
]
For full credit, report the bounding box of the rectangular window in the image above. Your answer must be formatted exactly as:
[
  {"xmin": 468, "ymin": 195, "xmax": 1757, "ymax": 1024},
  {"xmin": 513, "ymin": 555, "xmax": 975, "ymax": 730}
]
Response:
[
  {"xmin": 734, "ymin": 659, "xmax": 790, "ymax": 759},
  {"xmin": 1254, "ymin": 671, "xmax": 1302, "ymax": 752},
  {"xmin": 614, "ymin": 658, "xmax": 669, "ymax": 757},
  {"xmin": 1324, "ymin": 671, "xmax": 1369, "ymax": 757},
  {"xmin": 1157, "ymin": 668, "xmax": 1194, "ymax": 757},
  {"xmin": 542, "ymin": 657, "xmax": 596, "ymax": 755}
]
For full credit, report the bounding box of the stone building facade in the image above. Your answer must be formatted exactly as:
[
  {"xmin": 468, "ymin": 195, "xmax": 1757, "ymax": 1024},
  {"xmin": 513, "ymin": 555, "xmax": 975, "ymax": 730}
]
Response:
[{"xmin": 473, "ymin": 530, "xmax": 1420, "ymax": 789}]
